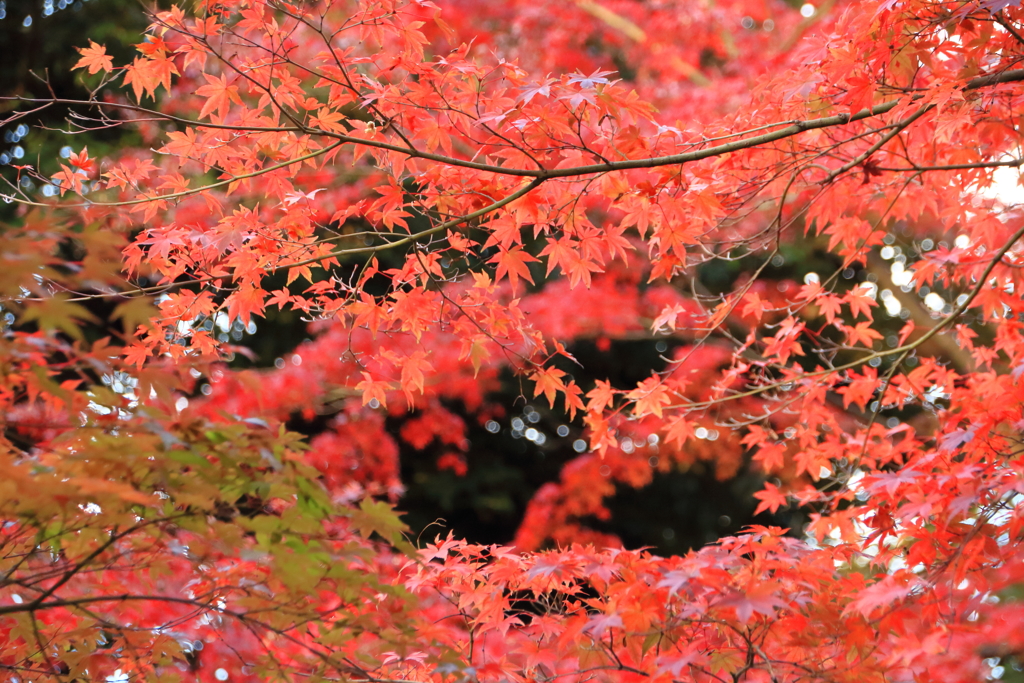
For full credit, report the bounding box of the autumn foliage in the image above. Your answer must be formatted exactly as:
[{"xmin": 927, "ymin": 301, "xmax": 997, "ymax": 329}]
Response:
[{"xmin": 5, "ymin": 0, "xmax": 1024, "ymax": 680}]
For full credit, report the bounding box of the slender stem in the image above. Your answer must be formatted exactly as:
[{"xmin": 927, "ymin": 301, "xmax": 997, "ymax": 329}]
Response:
[
  {"xmin": 4, "ymin": 69, "xmax": 1022, "ymax": 189},
  {"xmin": 670, "ymin": 219, "xmax": 1024, "ymax": 411}
]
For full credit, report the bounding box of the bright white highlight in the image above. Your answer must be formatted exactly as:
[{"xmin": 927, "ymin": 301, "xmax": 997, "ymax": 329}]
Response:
[
  {"xmin": 891, "ymin": 261, "xmax": 913, "ymax": 287},
  {"xmin": 924, "ymin": 292, "xmax": 946, "ymax": 312}
]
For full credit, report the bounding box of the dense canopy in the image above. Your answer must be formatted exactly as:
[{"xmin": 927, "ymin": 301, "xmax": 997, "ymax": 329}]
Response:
[{"xmin": 4, "ymin": 0, "xmax": 1024, "ymax": 681}]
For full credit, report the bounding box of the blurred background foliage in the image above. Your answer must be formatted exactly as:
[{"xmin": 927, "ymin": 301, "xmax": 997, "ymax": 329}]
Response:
[{"xmin": 0, "ymin": 0, "xmax": 805, "ymax": 553}]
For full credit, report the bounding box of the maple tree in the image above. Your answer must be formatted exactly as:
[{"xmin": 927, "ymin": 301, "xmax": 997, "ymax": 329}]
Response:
[{"xmin": 6, "ymin": 0, "xmax": 1024, "ymax": 680}]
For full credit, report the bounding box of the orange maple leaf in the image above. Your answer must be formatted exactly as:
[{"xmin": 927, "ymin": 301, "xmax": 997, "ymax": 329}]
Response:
[
  {"xmin": 586, "ymin": 379, "xmax": 616, "ymax": 413},
  {"xmin": 845, "ymin": 286, "xmax": 879, "ymax": 320},
  {"xmin": 538, "ymin": 236, "xmax": 578, "ymax": 276},
  {"xmin": 161, "ymin": 128, "xmax": 201, "ymax": 159},
  {"xmin": 123, "ymin": 54, "xmax": 179, "ymax": 101},
  {"xmin": 489, "ymin": 246, "xmax": 539, "ymax": 293},
  {"xmin": 753, "ymin": 482, "xmax": 789, "ymax": 515},
  {"xmin": 311, "ymin": 107, "xmax": 347, "ymax": 133},
  {"xmin": 356, "ymin": 372, "xmax": 390, "ymax": 408},
  {"xmin": 845, "ymin": 321, "xmax": 883, "ymax": 348},
  {"xmin": 563, "ymin": 380, "xmax": 584, "ymax": 420},
  {"xmin": 816, "ymin": 294, "xmax": 842, "ymax": 324},
  {"xmin": 196, "ymin": 73, "xmax": 242, "ymax": 120},
  {"xmin": 752, "ymin": 441, "xmax": 786, "ymax": 473},
  {"xmin": 68, "ymin": 147, "xmax": 96, "ymax": 174},
  {"xmin": 626, "ymin": 376, "xmax": 671, "ymax": 418},
  {"xmin": 73, "ymin": 41, "xmax": 114, "ymax": 74},
  {"xmin": 400, "ymin": 351, "xmax": 434, "ymax": 402},
  {"xmin": 532, "ymin": 366, "xmax": 567, "ymax": 408},
  {"xmin": 350, "ymin": 292, "xmax": 388, "ymax": 338},
  {"xmin": 741, "ymin": 291, "xmax": 766, "ymax": 322},
  {"xmin": 225, "ymin": 285, "xmax": 267, "ymax": 326},
  {"xmin": 837, "ymin": 368, "xmax": 878, "ymax": 410}
]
